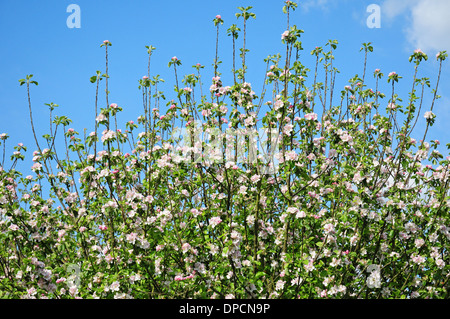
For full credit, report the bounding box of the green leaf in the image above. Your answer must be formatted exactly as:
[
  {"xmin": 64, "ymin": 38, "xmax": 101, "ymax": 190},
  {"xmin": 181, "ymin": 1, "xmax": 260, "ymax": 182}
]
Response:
[{"xmin": 255, "ymin": 271, "xmax": 266, "ymax": 280}]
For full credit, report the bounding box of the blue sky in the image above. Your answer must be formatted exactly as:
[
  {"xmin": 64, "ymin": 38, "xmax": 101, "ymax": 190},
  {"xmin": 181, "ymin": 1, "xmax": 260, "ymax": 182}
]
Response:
[{"xmin": 1, "ymin": 0, "xmax": 449, "ymax": 177}]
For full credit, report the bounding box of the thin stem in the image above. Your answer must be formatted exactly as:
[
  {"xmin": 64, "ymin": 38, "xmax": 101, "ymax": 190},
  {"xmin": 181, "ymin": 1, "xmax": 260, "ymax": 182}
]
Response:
[
  {"xmin": 215, "ymin": 24, "xmax": 220, "ymax": 77},
  {"xmin": 27, "ymin": 82, "xmax": 41, "ymax": 153},
  {"xmin": 242, "ymin": 18, "xmax": 247, "ymax": 83}
]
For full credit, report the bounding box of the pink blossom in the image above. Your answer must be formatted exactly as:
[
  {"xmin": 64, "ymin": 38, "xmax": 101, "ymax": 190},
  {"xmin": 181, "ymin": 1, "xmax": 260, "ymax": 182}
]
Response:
[
  {"xmin": 190, "ymin": 208, "xmax": 200, "ymax": 217},
  {"xmin": 283, "ymin": 124, "xmax": 293, "ymax": 136},
  {"xmin": 101, "ymin": 129, "xmax": 116, "ymax": 142},
  {"xmin": 126, "ymin": 232, "xmax": 138, "ymax": 244},
  {"xmin": 285, "ymin": 150, "xmax": 298, "ymax": 161},
  {"xmin": 110, "ymin": 281, "xmax": 120, "ymax": 292},
  {"xmin": 27, "ymin": 287, "xmax": 37, "ymax": 296},
  {"xmin": 238, "ymin": 185, "xmax": 248, "ymax": 195},
  {"xmin": 181, "ymin": 242, "xmax": 191, "ymax": 253},
  {"xmin": 69, "ymin": 286, "xmax": 78, "ymax": 296},
  {"xmin": 296, "ymin": 210, "xmax": 306, "ymax": 218},
  {"xmin": 424, "ymin": 111, "xmax": 434, "ymax": 120},
  {"xmin": 8, "ymin": 224, "xmax": 19, "ymax": 231},
  {"xmin": 250, "ymin": 174, "xmax": 261, "ymax": 183},
  {"xmin": 411, "ymin": 254, "xmax": 426, "ymax": 265},
  {"xmin": 202, "ymin": 109, "xmax": 211, "ymax": 117},
  {"xmin": 275, "ymin": 280, "xmax": 285, "ymax": 291},
  {"xmin": 414, "ymin": 238, "xmax": 425, "ymax": 248},
  {"xmin": 304, "ymin": 112, "xmax": 318, "ymax": 121},
  {"xmin": 31, "ymin": 162, "xmax": 42, "ymax": 171},
  {"xmin": 185, "ymin": 272, "xmax": 195, "ymax": 279},
  {"xmin": 436, "ymin": 259, "xmax": 445, "ymax": 269},
  {"xmin": 96, "ymin": 113, "xmax": 107, "ymax": 122},
  {"xmin": 281, "ymin": 30, "xmax": 290, "ymax": 40},
  {"xmin": 209, "ymin": 217, "xmax": 222, "ymax": 228},
  {"xmin": 216, "ymin": 15, "xmax": 221, "ymax": 19},
  {"xmin": 323, "ymin": 223, "xmax": 335, "ymax": 234},
  {"xmin": 105, "ymin": 254, "xmax": 114, "ymax": 263}
]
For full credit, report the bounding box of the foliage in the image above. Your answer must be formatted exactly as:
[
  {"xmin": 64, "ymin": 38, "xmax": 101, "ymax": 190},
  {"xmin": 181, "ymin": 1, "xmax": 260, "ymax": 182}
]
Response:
[{"xmin": 0, "ymin": 2, "xmax": 449, "ymax": 299}]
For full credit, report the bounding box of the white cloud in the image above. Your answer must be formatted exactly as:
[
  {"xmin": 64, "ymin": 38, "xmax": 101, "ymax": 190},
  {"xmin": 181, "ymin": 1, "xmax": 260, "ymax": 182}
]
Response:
[
  {"xmin": 382, "ymin": 0, "xmax": 417, "ymax": 19},
  {"xmin": 382, "ymin": 0, "xmax": 450, "ymax": 53}
]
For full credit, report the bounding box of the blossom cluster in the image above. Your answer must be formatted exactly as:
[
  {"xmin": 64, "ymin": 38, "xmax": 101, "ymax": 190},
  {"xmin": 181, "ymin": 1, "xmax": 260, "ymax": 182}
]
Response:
[{"xmin": 0, "ymin": 4, "xmax": 449, "ymax": 300}]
